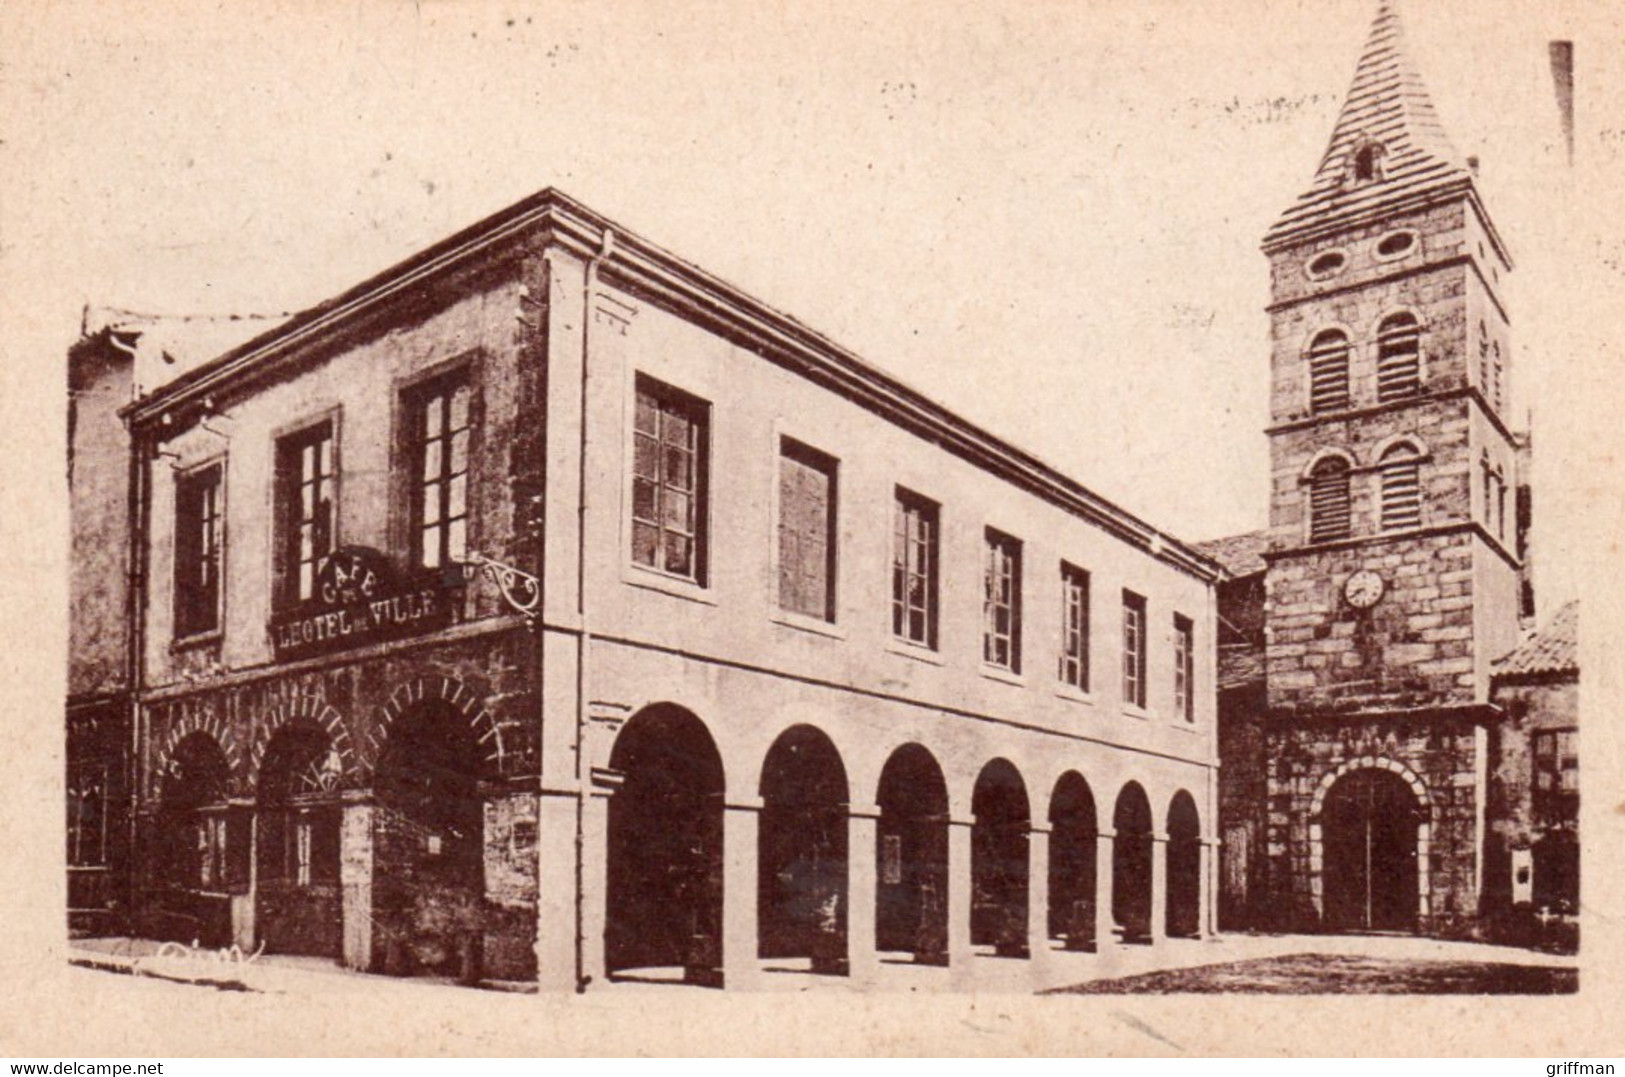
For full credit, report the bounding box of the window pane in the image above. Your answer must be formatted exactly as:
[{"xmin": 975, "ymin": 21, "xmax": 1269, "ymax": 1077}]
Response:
[
  {"xmin": 664, "ymin": 532, "xmax": 692, "ymax": 577},
  {"xmin": 632, "ymin": 477, "xmax": 657, "ymax": 521},
  {"xmin": 633, "ymin": 435, "xmax": 659, "ymax": 481},
  {"xmin": 447, "ymin": 517, "xmax": 466, "ymax": 562},
  {"xmin": 632, "ymin": 521, "xmax": 659, "ymax": 566},
  {"xmin": 447, "ymin": 474, "xmax": 467, "ymax": 520},
  {"xmin": 635, "ymin": 393, "xmax": 658, "ymax": 436},
  {"xmin": 449, "ymin": 429, "xmax": 469, "ymax": 475}
]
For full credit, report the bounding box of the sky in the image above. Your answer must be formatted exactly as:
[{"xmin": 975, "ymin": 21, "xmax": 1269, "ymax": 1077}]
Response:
[{"xmin": 2, "ymin": 0, "xmax": 1620, "ymax": 611}]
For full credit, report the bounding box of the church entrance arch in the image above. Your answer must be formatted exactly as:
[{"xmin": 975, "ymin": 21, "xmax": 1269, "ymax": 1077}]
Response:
[{"xmin": 1318, "ymin": 766, "xmax": 1424, "ymax": 932}]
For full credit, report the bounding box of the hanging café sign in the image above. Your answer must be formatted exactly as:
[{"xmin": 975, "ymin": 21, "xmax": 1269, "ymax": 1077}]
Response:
[{"xmin": 269, "ymin": 547, "xmax": 456, "ymax": 660}]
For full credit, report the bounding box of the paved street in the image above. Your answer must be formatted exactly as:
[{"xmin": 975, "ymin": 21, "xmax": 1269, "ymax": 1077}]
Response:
[{"xmin": 71, "ymin": 931, "xmax": 1578, "ymax": 997}]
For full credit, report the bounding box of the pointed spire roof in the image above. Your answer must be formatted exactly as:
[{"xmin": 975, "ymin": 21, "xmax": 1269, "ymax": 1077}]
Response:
[{"xmin": 1264, "ymin": 1, "xmax": 1477, "ymax": 251}]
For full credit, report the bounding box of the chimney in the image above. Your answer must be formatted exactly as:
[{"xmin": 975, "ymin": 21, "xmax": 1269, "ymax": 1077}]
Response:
[{"xmin": 1549, "ymin": 41, "xmax": 1574, "ymax": 165}]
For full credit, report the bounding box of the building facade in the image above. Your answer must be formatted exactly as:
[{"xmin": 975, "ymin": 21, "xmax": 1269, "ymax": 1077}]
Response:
[
  {"xmin": 67, "ymin": 191, "xmax": 1225, "ymax": 989},
  {"xmin": 1207, "ymin": 2, "xmax": 1578, "ymax": 945}
]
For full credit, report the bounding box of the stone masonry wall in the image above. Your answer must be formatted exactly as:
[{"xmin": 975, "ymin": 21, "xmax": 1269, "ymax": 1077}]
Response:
[
  {"xmin": 1266, "ymin": 531, "xmax": 1477, "ymax": 713},
  {"xmin": 1265, "ymin": 713, "xmax": 1483, "ymax": 936}
]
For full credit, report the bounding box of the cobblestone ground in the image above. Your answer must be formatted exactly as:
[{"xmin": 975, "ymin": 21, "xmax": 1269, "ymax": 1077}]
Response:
[{"xmin": 1046, "ymin": 952, "xmax": 1578, "ymax": 995}]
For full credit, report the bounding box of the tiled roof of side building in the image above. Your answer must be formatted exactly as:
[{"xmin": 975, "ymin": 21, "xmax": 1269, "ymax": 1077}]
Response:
[
  {"xmin": 1195, "ymin": 530, "xmax": 1270, "ymax": 579},
  {"xmin": 1494, "ymin": 600, "xmax": 1579, "ymax": 679}
]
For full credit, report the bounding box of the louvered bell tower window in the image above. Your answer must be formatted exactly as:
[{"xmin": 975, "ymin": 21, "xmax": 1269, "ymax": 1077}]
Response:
[
  {"xmin": 1308, "ymin": 330, "xmax": 1351, "ymax": 413},
  {"xmin": 1308, "ymin": 457, "xmax": 1352, "ymax": 543},
  {"xmin": 1376, "ymin": 314, "xmax": 1422, "ymax": 401},
  {"xmin": 1379, "ymin": 447, "xmax": 1423, "ymax": 531}
]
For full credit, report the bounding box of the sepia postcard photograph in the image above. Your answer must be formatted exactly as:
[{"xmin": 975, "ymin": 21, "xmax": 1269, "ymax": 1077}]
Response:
[{"xmin": 1, "ymin": 0, "xmax": 1622, "ymax": 1060}]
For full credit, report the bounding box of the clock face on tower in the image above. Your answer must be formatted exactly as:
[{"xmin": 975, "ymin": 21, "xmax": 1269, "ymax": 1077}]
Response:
[{"xmin": 1344, "ymin": 569, "xmax": 1385, "ymax": 609}]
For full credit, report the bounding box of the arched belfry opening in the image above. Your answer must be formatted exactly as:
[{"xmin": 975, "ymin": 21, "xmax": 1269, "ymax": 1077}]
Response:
[
  {"xmin": 758, "ymin": 725, "xmax": 850, "ymax": 975},
  {"xmin": 1320, "ymin": 768, "xmax": 1423, "ymax": 933},
  {"xmin": 1112, "ymin": 782, "xmax": 1155, "ymax": 943},
  {"xmin": 874, "ymin": 744, "xmax": 949, "ymax": 964},
  {"xmin": 605, "ymin": 705, "xmax": 726, "ymax": 985},
  {"xmin": 1048, "ymin": 772, "xmax": 1098, "ymax": 951},
  {"xmin": 970, "ymin": 758, "xmax": 1031, "ymax": 957},
  {"xmin": 373, "ymin": 698, "xmax": 488, "ymax": 980},
  {"xmin": 256, "ymin": 722, "xmax": 344, "ymax": 958}
]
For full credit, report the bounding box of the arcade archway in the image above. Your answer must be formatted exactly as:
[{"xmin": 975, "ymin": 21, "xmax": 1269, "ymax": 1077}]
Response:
[
  {"xmin": 606, "ymin": 705, "xmax": 726, "ymax": 984},
  {"xmin": 373, "ymin": 699, "xmax": 488, "ymax": 978},
  {"xmin": 1165, "ymin": 790, "xmax": 1202, "ymax": 938},
  {"xmin": 758, "ymin": 725, "xmax": 850, "ymax": 973},
  {"xmin": 1048, "ymin": 771, "xmax": 1098, "ymax": 950},
  {"xmin": 874, "ymin": 743, "xmax": 949, "ymax": 964},
  {"xmin": 971, "ymin": 758, "xmax": 1030, "ymax": 957},
  {"xmin": 1112, "ymin": 782, "xmax": 1154, "ymax": 943}
]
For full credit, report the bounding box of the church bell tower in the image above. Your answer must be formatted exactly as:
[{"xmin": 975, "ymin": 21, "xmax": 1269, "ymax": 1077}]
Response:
[{"xmin": 1257, "ymin": 1, "xmax": 1527, "ymax": 936}]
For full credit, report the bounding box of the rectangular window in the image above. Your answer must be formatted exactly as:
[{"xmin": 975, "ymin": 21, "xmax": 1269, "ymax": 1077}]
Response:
[
  {"xmin": 631, "ymin": 376, "xmax": 709, "ymax": 583},
  {"xmin": 777, "ymin": 438, "xmax": 837, "ymax": 621},
  {"xmin": 891, "ymin": 488, "xmax": 939, "ymax": 648},
  {"xmin": 1532, "ymin": 729, "xmax": 1578, "ymax": 826},
  {"xmin": 1059, "ymin": 563, "xmax": 1091, "ymax": 691},
  {"xmin": 981, "ymin": 529, "xmax": 1021, "ymax": 671},
  {"xmin": 276, "ymin": 421, "xmax": 335, "ymax": 606},
  {"xmin": 174, "ymin": 463, "xmax": 223, "ymax": 638},
  {"xmin": 407, "ymin": 372, "xmax": 472, "ymax": 571},
  {"xmin": 1122, "ymin": 590, "xmax": 1147, "ymax": 709},
  {"xmin": 1174, "ymin": 613, "xmax": 1195, "ymax": 722}
]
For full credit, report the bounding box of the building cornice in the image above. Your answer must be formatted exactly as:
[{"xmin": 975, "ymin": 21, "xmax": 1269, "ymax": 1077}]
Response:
[
  {"xmin": 1262, "ymin": 179, "xmax": 1512, "ymax": 270},
  {"xmin": 1265, "ymin": 385, "xmax": 1523, "ymax": 448},
  {"xmin": 119, "ymin": 189, "xmax": 1225, "ymax": 584}
]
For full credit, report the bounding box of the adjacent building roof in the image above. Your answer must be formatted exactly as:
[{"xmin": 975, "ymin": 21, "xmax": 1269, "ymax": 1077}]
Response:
[
  {"xmin": 1263, "ymin": 1, "xmax": 1501, "ymax": 258},
  {"xmin": 1494, "ymin": 600, "xmax": 1579, "ymax": 680},
  {"xmin": 1195, "ymin": 530, "xmax": 1270, "ymax": 579},
  {"xmin": 81, "ymin": 306, "xmax": 289, "ymax": 398}
]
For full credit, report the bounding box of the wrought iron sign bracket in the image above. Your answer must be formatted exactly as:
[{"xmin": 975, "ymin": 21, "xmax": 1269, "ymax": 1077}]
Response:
[{"xmin": 459, "ymin": 552, "xmax": 541, "ymax": 627}]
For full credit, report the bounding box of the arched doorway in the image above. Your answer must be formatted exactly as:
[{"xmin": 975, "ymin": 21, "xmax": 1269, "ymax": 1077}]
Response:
[
  {"xmin": 1166, "ymin": 790, "xmax": 1202, "ymax": 938},
  {"xmin": 256, "ymin": 722, "xmax": 344, "ymax": 959},
  {"xmin": 758, "ymin": 725, "xmax": 849, "ymax": 974},
  {"xmin": 373, "ymin": 699, "xmax": 488, "ymax": 979},
  {"xmin": 1112, "ymin": 782, "xmax": 1154, "ymax": 943},
  {"xmin": 156, "ymin": 733, "xmax": 235, "ymax": 947},
  {"xmin": 874, "ymin": 743, "xmax": 949, "ymax": 964},
  {"xmin": 1320, "ymin": 768, "xmax": 1422, "ymax": 932},
  {"xmin": 1048, "ymin": 772, "xmax": 1097, "ymax": 951},
  {"xmin": 606, "ymin": 705, "xmax": 726, "ymax": 985},
  {"xmin": 971, "ymin": 758, "xmax": 1030, "ymax": 957}
]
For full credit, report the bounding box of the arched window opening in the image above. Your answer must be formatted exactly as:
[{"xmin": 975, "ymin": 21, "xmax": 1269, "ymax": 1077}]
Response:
[
  {"xmin": 1307, "ymin": 330, "xmax": 1351, "ymax": 413},
  {"xmin": 1376, "ymin": 314, "xmax": 1422, "ymax": 401},
  {"xmin": 1308, "ymin": 457, "xmax": 1353, "ymax": 543},
  {"xmin": 1350, "ymin": 140, "xmax": 1385, "ymax": 183},
  {"xmin": 1379, "ymin": 446, "xmax": 1423, "ymax": 532}
]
